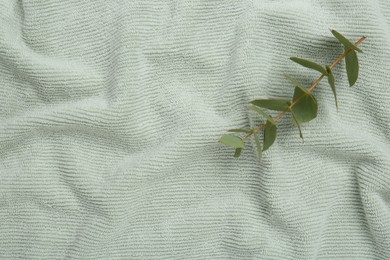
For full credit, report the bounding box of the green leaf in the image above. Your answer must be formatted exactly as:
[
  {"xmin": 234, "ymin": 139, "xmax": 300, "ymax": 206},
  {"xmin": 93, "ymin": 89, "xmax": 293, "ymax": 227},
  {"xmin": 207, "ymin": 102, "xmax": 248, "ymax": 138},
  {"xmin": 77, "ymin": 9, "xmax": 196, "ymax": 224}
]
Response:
[
  {"xmin": 331, "ymin": 29, "xmax": 362, "ymax": 53},
  {"xmin": 254, "ymin": 133, "xmax": 262, "ymax": 160},
  {"xmin": 290, "ymin": 86, "xmax": 318, "ymax": 123},
  {"xmin": 290, "ymin": 57, "xmax": 327, "ymax": 75},
  {"xmin": 345, "ymin": 48, "xmax": 359, "ymax": 87},
  {"xmin": 234, "ymin": 148, "xmax": 243, "ymax": 158},
  {"xmin": 219, "ymin": 135, "xmax": 245, "ymax": 149},
  {"xmin": 250, "ymin": 99, "xmax": 291, "ymax": 111},
  {"xmin": 326, "ymin": 65, "xmax": 338, "ymax": 110},
  {"xmin": 249, "ymin": 105, "xmax": 276, "ymax": 126},
  {"xmin": 284, "ymin": 73, "xmax": 304, "ymax": 88},
  {"xmin": 228, "ymin": 128, "xmax": 252, "ymax": 134},
  {"xmin": 290, "ymin": 108, "xmax": 304, "ymax": 141},
  {"xmin": 263, "ymin": 122, "xmax": 277, "ymax": 151}
]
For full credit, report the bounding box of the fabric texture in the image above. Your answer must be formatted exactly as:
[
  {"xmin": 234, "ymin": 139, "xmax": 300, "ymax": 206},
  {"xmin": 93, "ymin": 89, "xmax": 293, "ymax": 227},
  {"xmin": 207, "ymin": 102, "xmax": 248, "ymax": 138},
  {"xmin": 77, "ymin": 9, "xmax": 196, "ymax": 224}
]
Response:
[{"xmin": 1, "ymin": 1, "xmax": 390, "ymax": 259}]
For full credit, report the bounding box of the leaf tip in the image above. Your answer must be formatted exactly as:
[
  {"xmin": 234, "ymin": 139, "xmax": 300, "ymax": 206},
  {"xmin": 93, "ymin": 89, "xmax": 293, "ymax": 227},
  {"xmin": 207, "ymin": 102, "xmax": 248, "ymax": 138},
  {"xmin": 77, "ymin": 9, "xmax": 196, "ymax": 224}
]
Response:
[
  {"xmin": 233, "ymin": 148, "xmax": 242, "ymax": 158},
  {"xmin": 299, "ymin": 130, "xmax": 304, "ymax": 143}
]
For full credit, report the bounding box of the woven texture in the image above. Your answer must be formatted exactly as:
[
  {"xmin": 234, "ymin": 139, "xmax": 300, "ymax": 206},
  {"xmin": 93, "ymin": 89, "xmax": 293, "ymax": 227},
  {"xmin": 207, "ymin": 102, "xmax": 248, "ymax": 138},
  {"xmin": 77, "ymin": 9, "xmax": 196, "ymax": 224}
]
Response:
[{"xmin": 1, "ymin": 1, "xmax": 390, "ymax": 259}]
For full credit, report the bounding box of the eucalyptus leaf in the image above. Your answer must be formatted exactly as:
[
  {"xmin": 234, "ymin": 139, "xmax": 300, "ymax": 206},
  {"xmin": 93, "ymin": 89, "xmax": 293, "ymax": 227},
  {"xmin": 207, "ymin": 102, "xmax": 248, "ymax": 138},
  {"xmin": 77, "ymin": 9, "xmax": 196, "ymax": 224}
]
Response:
[
  {"xmin": 331, "ymin": 29, "xmax": 362, "ymax": 53},
  {"xmin": 263, "ymin": 122, "xmax": 277, "ymax": 151},
  {"xmin": 326, "ymin": 65, "xmax": 338, "ymax": 110},
  {"xmin": 219, "ymin": 135, "xmax": 245, "ymax": 149},
  {"xmin": 290, "ymin": 108, "xmax": 304, "ymax": 141},
  {"xmin": 249, "ymin": 105, "xmax": 276, "ymax": 126},
  {"xmin": 254, "ymin": 133, "xmax": 262, "ymax": 160},
  {"xmin": 345, "ymin": 48, "xmax": 359, "ymax": 87},
  {"xmin": 228, "ymin": 128, "xmax": 252, "ymax": 134},
  {"xmin": 290, "ymin": 57, "xmax": 327, "ymax": 75},
  {"xmin": 234, "ymin": 148, "xmax": 243, "ymax": 158},
  {"xmin": 290, "ymin": 86, "xmax": 318, "ymax": 123},
  {"xmin": 250, "ymin": 98, "xmax": 291, "ymax": 111}
]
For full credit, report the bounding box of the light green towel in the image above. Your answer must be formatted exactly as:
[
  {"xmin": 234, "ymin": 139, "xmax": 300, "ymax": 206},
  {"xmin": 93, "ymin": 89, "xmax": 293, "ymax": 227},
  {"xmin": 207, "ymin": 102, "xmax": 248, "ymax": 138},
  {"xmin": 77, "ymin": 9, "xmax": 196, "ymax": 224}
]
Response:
[{"xmin": 1, "ymin": 1, "xmax": 390, "ymax": 259}]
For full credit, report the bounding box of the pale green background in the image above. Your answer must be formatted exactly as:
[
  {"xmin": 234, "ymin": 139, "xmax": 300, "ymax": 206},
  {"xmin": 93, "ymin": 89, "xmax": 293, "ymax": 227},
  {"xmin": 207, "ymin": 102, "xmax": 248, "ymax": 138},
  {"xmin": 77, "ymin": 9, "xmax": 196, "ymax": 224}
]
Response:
[{"xmin": 1, "ymin": 1, "xmax": 390, "ymax": 259}]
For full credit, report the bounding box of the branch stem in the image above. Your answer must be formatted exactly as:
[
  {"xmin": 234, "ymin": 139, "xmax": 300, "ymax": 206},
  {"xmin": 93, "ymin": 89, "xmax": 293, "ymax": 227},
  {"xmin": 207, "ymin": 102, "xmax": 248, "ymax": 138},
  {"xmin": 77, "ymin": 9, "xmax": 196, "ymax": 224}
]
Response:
[{"xmin": 242, "ymin": 35, "xmax": 366, "ymax": 142}]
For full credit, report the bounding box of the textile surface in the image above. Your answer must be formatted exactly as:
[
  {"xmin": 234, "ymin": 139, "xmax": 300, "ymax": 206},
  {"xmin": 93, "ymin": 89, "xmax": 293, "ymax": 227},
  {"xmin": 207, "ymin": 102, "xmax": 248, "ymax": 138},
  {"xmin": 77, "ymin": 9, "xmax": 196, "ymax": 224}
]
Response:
[{"xmin": 1, "ymin": 0, "xmax": 390, "ymax": 259}]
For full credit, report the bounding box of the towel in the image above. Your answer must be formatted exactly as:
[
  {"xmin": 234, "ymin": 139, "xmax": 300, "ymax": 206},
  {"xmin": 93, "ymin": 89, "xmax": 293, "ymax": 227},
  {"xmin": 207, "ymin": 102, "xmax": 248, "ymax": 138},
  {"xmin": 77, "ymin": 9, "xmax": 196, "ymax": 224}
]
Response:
[{"xmin": 1, "ymin": 0, "xmax": 390, "ymax": 259}]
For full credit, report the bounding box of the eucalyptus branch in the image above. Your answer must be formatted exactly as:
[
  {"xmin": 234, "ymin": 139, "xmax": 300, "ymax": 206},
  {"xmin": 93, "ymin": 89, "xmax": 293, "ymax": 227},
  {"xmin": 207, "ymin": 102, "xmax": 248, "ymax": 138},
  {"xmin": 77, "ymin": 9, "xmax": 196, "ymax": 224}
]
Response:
[{"xmin": 219, "ymin": 30, "xmax": 367, "ymax": 160}]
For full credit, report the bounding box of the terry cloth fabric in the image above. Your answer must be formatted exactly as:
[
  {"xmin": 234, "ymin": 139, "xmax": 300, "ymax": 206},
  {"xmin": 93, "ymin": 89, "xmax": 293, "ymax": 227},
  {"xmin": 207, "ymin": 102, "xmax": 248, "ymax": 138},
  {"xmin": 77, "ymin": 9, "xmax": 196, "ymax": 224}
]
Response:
[{"xmin": 1, "ymin": 1, "xmax": 390, "ymax": 259}]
